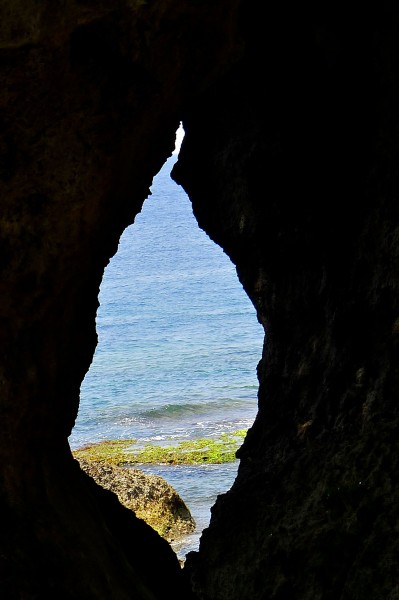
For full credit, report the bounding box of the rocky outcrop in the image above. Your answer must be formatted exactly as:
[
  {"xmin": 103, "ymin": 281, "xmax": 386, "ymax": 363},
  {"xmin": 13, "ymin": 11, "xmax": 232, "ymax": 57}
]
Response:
[
  {"xmin": 78, "ymin": 459, "xmax": 195, "ymax": 542},
  {"xmin": 2, "ymin": 1, "xmax": 399, "ymax": 599},
  {"xmin": 0, "ymin": 1, "xmax": 238, "ymax": 598},
  {"xmin": 173, "ymin": 4, "xmax": 399, "ymax": 599}
]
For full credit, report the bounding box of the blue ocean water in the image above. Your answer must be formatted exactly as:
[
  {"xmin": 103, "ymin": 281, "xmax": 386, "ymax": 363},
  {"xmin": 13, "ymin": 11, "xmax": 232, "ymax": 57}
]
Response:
[{"xmin": 69, "ymin": 152, "xmax": 263, "ymax": 557}]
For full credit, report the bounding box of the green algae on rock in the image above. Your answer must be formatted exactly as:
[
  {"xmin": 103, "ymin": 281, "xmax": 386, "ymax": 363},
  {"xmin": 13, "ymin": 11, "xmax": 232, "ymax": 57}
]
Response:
[
  {"xmin": 73, "ymin": 430, "xmax": 247, "ymax": 466},
  {"xmin": 73, "ymin": 439, "xmax": 137, "ymax": 464}
]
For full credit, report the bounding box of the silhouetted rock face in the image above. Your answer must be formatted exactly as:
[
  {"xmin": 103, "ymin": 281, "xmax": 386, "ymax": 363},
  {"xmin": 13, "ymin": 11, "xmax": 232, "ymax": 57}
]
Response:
[
  {"xmin": 2, "ymin": 1, "xmax": 399, "ymax": 599},
  {"xmin": 173, "ymin": 4, "xmax": 399, "ymax": 599},
  {"xmin": 0, "ymin": 1, "xmax": 237, "ymax": 598}
]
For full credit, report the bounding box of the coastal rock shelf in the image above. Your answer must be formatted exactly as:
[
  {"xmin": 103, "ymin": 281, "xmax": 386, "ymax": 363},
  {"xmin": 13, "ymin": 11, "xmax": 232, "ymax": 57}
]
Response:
[
  {"xmin": 1, "ymin": 2, "xmax": 399, "ymax": 599},
  {"xmin": 78, "ymin": 459, "xmax": 195, "ymax": 542}
]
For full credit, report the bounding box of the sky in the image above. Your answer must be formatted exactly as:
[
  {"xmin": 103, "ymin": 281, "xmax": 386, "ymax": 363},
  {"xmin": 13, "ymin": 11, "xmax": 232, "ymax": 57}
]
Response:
[{"xmin": 173, "ymin": 122, "xmax": 185, "ymax": 155}]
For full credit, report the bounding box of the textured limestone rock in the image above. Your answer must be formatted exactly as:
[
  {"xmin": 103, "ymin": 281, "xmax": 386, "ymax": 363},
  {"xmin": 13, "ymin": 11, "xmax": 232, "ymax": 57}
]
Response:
[{"xmin": 78, "ymin": 459, "xmax": 195, "ymax": 542}]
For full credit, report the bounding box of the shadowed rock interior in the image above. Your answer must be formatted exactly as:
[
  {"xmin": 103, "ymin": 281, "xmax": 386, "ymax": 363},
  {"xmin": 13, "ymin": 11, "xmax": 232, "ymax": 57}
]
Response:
[{"xmin": 1, "ymin": 2, "xmax": 399, "ymax": 599}]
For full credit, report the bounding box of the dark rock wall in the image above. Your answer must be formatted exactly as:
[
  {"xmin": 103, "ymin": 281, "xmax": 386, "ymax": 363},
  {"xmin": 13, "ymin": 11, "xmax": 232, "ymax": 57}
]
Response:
[
  {"xmin": 2, "ymin": 1, "xmax": 399, "ymax": 599},
  {"xmin": 0, "ymin": 1, "xmax": 238, "ymax": 598},
  {"xmin": 173, "ymin": 4, "xmax": 399, "ymax": 599}
]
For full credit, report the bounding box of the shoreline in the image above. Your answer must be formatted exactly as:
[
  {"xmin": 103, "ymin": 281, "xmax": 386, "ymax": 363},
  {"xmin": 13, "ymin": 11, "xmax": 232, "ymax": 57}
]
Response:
[
  {"xmin": 73, "ymin": 433, "xmax": 246, "ymax": 559},
  {"xmin": 72, "ymin": 429, "xmax": 246, "ymax": 466}
]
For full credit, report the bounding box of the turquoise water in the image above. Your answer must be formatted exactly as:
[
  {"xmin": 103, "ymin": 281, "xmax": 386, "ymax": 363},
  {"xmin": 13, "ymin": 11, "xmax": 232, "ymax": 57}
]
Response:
[{"xmin": 69, "ymin": 153, "xmax": 263, "ymax": 557}]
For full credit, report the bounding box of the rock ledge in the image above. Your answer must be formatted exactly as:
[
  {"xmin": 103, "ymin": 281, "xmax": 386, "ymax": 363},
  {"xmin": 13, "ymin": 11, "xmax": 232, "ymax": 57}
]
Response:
[{"xmin": 78, "ymin": 459, "xmax": 195, "ymax": 542}]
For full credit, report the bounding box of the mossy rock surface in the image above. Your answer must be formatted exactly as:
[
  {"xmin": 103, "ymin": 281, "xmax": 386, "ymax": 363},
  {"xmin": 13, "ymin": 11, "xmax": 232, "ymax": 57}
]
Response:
[
  {"xmin": 78, "ymin": 458, "xmax": 195, "ymax": 542},
  {"xmin": 73, "ymin": 430, "xmax": 246, "ymax": 466}
]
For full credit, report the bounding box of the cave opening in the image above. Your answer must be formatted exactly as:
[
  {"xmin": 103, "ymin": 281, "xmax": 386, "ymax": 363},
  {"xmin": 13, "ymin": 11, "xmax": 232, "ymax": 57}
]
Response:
[{"xmin": 69, "ymin": 126, "xmax": 263, "ymax": 560}]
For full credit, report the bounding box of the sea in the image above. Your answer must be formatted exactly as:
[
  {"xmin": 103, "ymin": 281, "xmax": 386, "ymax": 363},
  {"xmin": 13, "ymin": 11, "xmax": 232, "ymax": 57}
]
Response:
[{"xmin": 69, "ymin": 142, "xmax": 263, "ymax": 559}]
